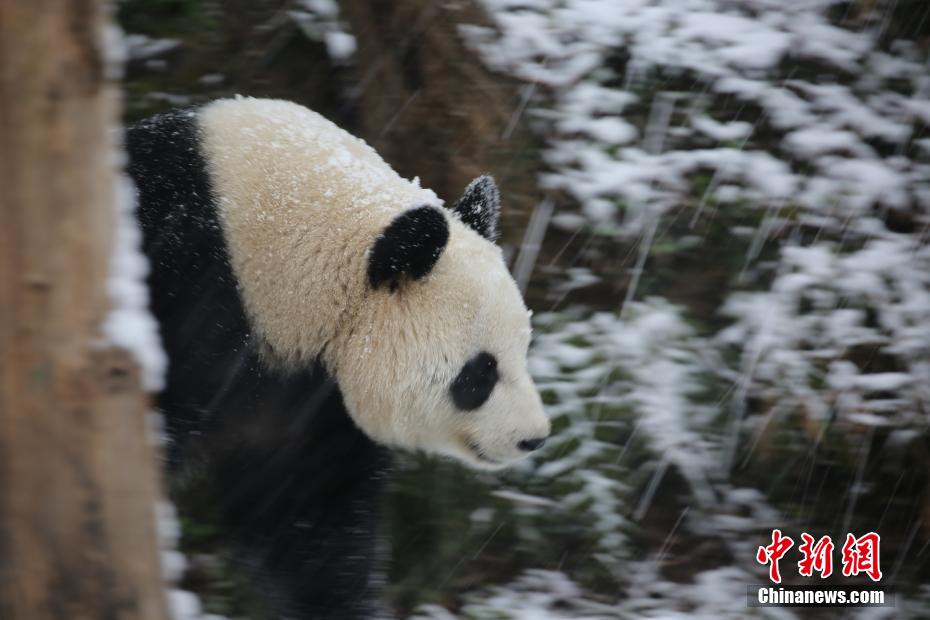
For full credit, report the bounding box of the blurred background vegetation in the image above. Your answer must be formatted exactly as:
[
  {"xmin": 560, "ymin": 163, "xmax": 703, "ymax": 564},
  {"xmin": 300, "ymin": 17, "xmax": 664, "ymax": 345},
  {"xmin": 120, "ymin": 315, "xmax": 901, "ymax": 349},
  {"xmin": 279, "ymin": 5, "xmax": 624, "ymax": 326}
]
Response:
[{"xmin": 118, "ymin": 0, "xmax": 930, "ymax": 617}]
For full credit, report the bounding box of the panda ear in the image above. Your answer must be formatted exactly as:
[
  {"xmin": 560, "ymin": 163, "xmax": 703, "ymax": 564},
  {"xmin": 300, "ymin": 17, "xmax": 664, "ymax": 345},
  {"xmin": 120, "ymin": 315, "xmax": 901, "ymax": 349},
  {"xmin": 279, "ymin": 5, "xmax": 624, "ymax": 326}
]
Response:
[
  {"xmin": 451, "ymin": 175, "xmax": 500, "ymax": 241},
  {"xmin": 368, "ymin": 206, "xmax": 449, "ymax": 291}
]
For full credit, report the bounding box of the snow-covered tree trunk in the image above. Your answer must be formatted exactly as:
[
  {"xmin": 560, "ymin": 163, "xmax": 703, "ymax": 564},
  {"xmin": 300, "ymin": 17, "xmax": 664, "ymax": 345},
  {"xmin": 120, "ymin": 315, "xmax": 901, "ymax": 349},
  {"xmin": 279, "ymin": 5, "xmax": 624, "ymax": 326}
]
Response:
[{"xmin": 0, "ymin": 1, "xmax": 167, "ymax": 618}]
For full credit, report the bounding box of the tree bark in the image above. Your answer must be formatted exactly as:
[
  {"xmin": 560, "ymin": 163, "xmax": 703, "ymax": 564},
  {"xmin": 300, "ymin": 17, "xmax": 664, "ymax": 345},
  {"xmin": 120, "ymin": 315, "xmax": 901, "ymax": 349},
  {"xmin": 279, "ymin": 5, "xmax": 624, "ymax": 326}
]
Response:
[{"xmin": 0, "ymin": 1, "xmax": 168, "ymax": 618}]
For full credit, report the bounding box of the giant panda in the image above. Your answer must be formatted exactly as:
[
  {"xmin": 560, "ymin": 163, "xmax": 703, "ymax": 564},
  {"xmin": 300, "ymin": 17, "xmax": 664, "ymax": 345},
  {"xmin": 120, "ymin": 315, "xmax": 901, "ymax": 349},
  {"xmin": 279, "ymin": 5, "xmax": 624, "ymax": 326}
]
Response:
[{"xmin": 126, "ymin": 97, "xmax": 550, "ymax": 619}]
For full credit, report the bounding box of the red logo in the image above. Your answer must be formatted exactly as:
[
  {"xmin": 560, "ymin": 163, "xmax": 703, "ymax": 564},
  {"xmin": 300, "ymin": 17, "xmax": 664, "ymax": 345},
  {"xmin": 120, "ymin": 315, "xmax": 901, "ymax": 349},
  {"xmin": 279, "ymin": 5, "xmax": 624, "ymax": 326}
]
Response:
[
  {"xmin": 798, "ymin": 533, "xmax": 834, "ymax": 578},
  {"xmin": 757, "ymin": 529, "xmax": 794, "ymax": 583},
  {"xmin": 758, "ymin": 530, "xmax": 881, "ymax": 583},
  {"xmin": 841, "ymin": 532, "xmax": 882, "ymax": 582}
]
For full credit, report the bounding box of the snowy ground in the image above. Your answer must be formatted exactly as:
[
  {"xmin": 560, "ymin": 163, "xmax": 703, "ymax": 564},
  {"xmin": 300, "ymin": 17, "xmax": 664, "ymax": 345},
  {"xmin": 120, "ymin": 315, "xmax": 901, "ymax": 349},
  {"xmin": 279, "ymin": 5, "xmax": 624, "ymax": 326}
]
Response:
[{"xmin": 409, "ymin": 0, "xmax": 930, "ymax": 617}]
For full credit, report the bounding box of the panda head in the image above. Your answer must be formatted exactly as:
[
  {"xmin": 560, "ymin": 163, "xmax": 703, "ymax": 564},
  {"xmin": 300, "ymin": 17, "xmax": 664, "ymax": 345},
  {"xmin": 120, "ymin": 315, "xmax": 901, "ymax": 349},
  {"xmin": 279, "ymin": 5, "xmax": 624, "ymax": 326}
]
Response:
[{"xmin": 331, "ymin": 176, "xmax": 551, "ymax": 470}]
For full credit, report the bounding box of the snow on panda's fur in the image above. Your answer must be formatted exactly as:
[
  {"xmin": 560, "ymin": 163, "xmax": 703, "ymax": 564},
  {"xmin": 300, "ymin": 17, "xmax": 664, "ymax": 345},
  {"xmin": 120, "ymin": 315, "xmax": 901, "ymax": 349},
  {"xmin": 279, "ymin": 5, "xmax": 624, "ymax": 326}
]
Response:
[
  {"xmin": 201, "ymin": 98, "xmax": 549, "ymax": 466},
  {"xmin": 127, "ymin": 97, "xmax": 549, "ymax": 618}
]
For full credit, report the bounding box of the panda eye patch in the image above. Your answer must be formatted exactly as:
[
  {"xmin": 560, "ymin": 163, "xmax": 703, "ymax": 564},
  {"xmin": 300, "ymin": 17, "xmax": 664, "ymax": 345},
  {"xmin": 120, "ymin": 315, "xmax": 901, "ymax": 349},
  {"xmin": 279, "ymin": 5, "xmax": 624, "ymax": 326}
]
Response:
[{"xmin": 450, "ymin": 352, "xmax": 498, "ymax": 411}]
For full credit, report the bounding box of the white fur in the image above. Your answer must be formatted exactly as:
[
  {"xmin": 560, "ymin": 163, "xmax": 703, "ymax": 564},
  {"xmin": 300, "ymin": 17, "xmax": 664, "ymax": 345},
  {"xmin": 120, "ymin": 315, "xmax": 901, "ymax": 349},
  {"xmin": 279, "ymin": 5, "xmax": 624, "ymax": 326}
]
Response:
[{"xmin": 199, "ymin": 97, "xmax": 550, "ymax": 468}]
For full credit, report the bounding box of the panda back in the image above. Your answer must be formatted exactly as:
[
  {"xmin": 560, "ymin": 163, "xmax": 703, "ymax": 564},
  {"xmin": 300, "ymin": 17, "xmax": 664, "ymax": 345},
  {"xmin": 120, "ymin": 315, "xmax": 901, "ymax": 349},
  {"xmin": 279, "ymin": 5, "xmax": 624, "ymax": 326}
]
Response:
[
  {"xmin": 198, "ymin": 98, "xmax": 442, "ymax": 367},
  {"xmin": 126, "ymin": 109, "xmax": 253, "ymax": 435},
  {"xmin": 126, "ymin": 107, "xmax": 392, "ymax": 618}
]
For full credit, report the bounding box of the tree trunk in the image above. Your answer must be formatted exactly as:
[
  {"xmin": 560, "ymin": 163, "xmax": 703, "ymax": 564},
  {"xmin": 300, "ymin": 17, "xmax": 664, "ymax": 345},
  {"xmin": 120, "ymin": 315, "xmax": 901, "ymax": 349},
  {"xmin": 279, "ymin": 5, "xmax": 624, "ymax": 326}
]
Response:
[{"xmin": 0, "ymin": 1, "xmax": 168, "ymax": 619}]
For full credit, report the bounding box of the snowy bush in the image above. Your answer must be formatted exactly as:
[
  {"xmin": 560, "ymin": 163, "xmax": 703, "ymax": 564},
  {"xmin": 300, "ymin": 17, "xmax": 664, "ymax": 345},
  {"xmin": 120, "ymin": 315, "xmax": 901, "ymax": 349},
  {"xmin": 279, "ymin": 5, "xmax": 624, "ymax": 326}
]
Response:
[{"xmin": 448, "ymin": 0, "xmax": 930, "ymax": 616}]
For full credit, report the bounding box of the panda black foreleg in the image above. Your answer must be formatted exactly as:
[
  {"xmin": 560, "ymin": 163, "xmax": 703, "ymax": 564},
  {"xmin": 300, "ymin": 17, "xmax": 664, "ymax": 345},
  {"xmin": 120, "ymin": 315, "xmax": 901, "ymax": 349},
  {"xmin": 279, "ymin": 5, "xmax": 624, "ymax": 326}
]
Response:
[{"xmin": 194, "ymin": 360, "xmax": 394, "ymax": 619}]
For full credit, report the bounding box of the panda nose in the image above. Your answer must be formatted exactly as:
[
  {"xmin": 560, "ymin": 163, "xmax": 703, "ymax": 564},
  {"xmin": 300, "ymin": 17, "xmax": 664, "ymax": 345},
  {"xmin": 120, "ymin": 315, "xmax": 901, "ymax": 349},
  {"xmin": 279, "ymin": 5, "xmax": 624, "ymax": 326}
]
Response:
[{"xmin": 517, "ymin": 438, "xmax": 547, "ymax": 452}]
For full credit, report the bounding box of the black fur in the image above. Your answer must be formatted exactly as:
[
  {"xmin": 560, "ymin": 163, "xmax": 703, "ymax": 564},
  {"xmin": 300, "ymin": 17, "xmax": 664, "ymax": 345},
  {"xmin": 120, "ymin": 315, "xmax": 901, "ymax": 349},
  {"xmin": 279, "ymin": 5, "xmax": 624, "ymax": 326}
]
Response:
[
  {"xmin": 451, "ymin": 175, "xmax": 500, "ymax": 241},
  {"xmin": 126, "ymin": 109, "xmax": 391, "ymax": 619},
  {"xmin": 367, "ymin": 205, "xmax": 449, "ymax": 291},
  {"xmin": 450, "ymin": 352, "xmax": 499, "ymax": 411}
]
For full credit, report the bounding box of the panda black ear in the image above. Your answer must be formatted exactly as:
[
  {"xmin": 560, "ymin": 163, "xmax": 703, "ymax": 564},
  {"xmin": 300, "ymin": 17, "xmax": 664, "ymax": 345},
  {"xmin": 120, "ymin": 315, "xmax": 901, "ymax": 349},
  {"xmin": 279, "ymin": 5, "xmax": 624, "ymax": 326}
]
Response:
[
  {"xmin": 452, "ymin": 175, "xmax": 500, "ymax": 241},
  {"xmin": 368, "ymin": 206, "xmax": 449, "ymax": 291}
]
